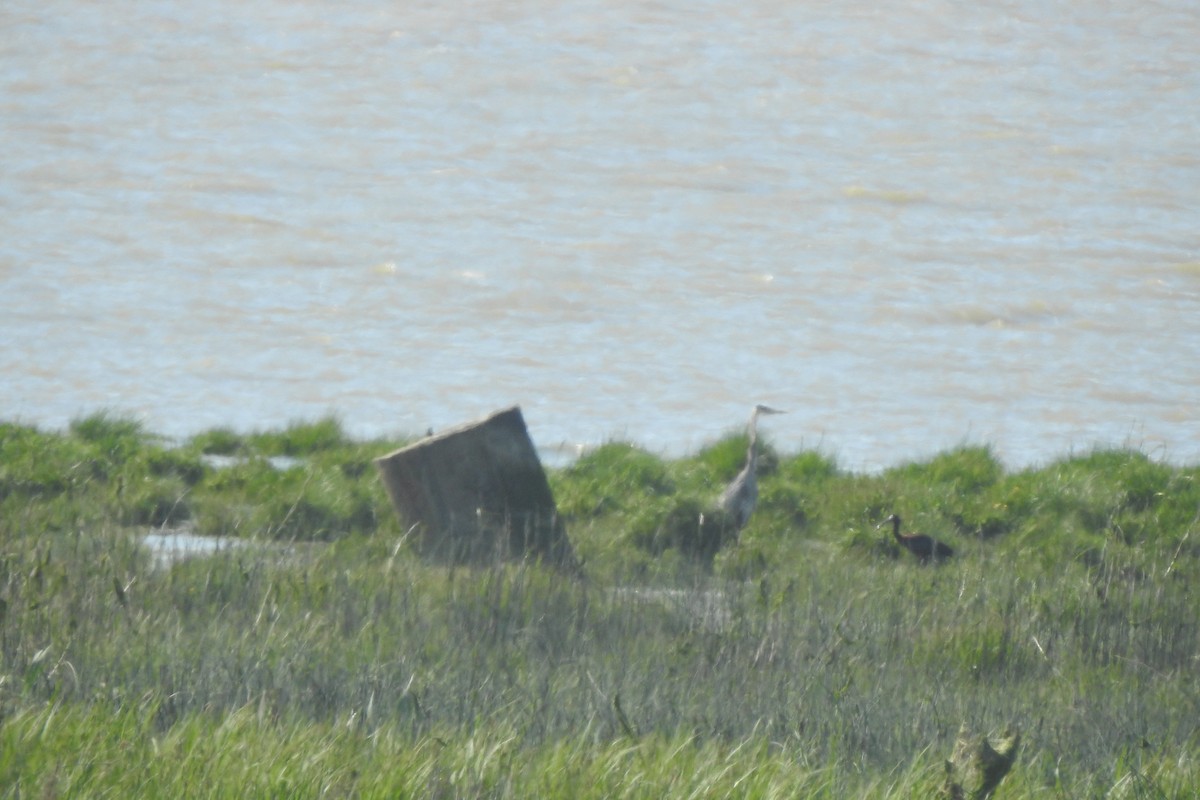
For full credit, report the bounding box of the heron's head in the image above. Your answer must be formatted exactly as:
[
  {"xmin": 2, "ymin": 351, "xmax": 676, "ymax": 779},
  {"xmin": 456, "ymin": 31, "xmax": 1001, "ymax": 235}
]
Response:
[
  {"xmin": 753, "ymin": 404, "xmax": 786, "ymax": 416},
  {"xmin": 876, "ymin": 513, "xmax": 900, "ymax": 529}
]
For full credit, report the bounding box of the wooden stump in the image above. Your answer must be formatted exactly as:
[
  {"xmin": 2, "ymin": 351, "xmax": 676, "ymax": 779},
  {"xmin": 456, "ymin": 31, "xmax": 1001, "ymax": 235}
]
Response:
[{"xmin": 374, "ymin": 406, "xmax": 576, "ymax": 567}]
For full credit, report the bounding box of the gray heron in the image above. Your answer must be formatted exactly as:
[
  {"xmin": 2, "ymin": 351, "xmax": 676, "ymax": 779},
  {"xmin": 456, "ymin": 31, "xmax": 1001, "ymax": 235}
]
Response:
[{"xmin": 718, "ymin": 404, "xmax": 785, "ymax": 532}]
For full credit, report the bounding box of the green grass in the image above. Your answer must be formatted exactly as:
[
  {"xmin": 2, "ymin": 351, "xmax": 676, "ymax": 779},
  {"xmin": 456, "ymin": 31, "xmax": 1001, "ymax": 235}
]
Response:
[{"xmin": 1, "ymin": 414, "xmax": 1199, "ymax": 797}]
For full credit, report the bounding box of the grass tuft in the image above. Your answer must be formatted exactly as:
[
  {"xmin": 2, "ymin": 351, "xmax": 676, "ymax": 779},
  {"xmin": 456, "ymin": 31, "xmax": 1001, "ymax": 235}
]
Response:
[{"xmin": 249, "ymin": 415, "xmax": 351, "ymax": 456}]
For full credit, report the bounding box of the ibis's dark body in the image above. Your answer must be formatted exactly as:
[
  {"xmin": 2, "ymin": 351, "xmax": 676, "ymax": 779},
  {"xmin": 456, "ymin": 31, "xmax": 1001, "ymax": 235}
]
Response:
[{"xmin": 886, "ymin": 514, "xmax": 954, "ymax": 563}]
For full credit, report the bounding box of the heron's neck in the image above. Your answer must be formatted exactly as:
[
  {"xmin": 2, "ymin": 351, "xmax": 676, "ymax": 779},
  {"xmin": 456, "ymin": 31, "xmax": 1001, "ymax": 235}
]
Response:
[{"xmin": 890, "ymin": 517, "xmax": 902, "ymax": 541}]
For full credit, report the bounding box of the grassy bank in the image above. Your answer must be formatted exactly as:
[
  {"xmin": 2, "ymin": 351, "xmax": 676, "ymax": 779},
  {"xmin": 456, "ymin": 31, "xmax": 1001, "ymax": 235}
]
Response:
[{"xmin": 1, "ymin": 413, "xmax": 1198, "ymax": 797}]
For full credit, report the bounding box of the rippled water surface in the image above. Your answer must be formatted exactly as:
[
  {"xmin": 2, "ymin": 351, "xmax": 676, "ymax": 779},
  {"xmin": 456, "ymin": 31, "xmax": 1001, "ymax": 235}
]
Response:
[{"xmin": 2, "ymin": 0, "xmax": 1198, "ymax": 470}]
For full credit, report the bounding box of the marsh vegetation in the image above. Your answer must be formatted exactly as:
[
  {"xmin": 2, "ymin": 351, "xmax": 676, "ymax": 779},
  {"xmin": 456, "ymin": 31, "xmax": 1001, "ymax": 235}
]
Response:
[{"xmin": 1, "ymin": 412, "xmax": 1197, "ymax": 797}]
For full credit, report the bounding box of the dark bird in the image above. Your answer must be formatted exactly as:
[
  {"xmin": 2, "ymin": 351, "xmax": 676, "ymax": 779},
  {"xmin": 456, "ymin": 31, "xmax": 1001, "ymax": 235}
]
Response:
[
  {"xmin": 719, "ymin": 404, "xmax": 785, "ymax": 532},
  {"xmin": 880, "ymin": 513, "xmax": 954, "ymax": 563}
]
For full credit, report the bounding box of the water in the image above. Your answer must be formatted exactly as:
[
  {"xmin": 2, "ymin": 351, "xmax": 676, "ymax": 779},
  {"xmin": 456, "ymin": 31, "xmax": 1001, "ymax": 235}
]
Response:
[
  {"xmin": 2, "ymin": 0, "xmax": 1198, "ymax": 472},
  {"xmin": 142, "ymin": 530, "xmax": 244, "ymax": 568}
]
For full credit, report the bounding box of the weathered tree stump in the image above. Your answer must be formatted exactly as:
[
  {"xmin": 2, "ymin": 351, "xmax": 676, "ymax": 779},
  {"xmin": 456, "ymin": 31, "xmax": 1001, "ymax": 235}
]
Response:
[
  {"xmin": 374, "ymin": 406, "xmax": 576, "ymax": 568},
  {"xmin": 941, "ymin": 724, "xmax": 1021, "ymax": 800}
]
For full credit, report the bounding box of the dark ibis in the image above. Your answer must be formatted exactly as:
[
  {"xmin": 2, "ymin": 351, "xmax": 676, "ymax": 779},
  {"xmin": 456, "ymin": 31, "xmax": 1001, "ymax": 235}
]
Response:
[{"xmin": 880, "ymin": 513, "xmax": 954, "ymax": 563}]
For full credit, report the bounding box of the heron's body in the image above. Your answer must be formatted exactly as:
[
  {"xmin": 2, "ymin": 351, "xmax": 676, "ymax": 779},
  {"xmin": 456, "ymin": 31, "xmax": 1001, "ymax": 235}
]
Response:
[
  {"xmin": 882, "ymin": 514, "xmax": 954, "ymax": 563},
  {"xmin": 719, "ymin": 404, "xmax": 784, "ymax": 532},
  {"xmin": 719, "ymin": 462, "xmax": 758, "ymax": 531}
]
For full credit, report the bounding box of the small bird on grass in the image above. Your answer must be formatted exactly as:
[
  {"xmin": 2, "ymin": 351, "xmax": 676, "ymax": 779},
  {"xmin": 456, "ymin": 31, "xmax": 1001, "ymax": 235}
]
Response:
[{"xmin": 879, "ymin": 513, "xmax": 954, "ymax": 563}]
